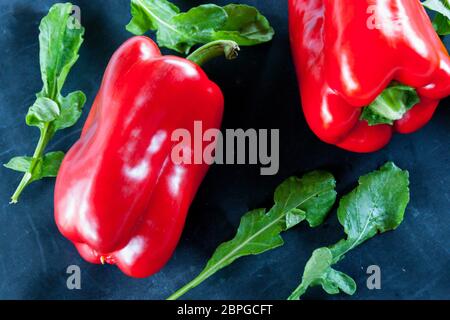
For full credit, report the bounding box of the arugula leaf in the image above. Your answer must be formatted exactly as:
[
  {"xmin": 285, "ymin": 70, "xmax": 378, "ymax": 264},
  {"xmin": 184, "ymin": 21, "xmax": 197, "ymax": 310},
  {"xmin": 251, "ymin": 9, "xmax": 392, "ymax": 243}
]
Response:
[
  {"xmin": 167, "ymin": 171, "xmax": 336, "ymax": 300},
  {"xmin": 289, "ymin": 247, "xmax": 357, "ymax": 298},
  {"xmin": 26, "ymin": 97, "xmax": 60, "ymax": 128},
  {"xmin": 212, "ymin": 4, "xmax": 275, "ymax": 46},
  {"xmin": 4, "ymin": 151, "xmax": 65, "ymax": 182},
  {"xmin": 40, "ymin": 151, "xmax": 65, "ymax": 177},
  {"xmin": 289, "ymin": 162, "xmax": 410, "ymax": 300},
  {"xmin": 4, "ymin": 157, "xmax": 33, "ymax": 173},
  {"xmin": 432, "ymin": 12, "xmax": 450, "ymax": 35},
  {"xmin": 53, "ymin": 90, "xmax": 86, "ymax": 130},
  {"xmin": 360, "ymin": 83, "xmax": 420, "ymax": 126},
  {"xmin": 423, "ymin": 0, "xmax": 450, "ymax": 35},
  {"xmin": 126, "ymin": 0, "xmax": 180, "ymax": 36},
  {"xmin": 38, "ymin": 3, "xmax": 85, "ymax": 98},
  {"xmin": 5, "ymin": 3, "xmax": 85, "ymax": 204},
  {"xmin": 423, "ymin": 0, "xmax": 450, "ymax": 19},
  {"xmin": 126, "ymin": 0, "xmax": 274, "ymax": 54}
]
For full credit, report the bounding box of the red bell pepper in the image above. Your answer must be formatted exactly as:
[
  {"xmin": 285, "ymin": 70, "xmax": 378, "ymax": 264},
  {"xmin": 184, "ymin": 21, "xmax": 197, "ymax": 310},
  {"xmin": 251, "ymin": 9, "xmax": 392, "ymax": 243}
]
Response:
[
  {"xmin": 289, "ymin": 0, "xmax": 450, "ymax": 152},
  {"xmin": 54, "ymin": 36, "xmax": 238, "ymax": 278}
]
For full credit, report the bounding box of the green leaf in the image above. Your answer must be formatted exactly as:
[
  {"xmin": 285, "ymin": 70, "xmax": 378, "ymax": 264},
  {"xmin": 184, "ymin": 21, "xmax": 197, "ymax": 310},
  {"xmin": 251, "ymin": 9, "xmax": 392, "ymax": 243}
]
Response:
[
  {"xmin": 337, "ymin": 162, "xmax": 410, "ymax": 247},
  {"xmin": 433, "ymin": 13, "xmax": 450, "ymax": 35},
  {"xmin": 54, "ymin": 91, "xmax": 86, "ymax": 130},
  {"xmin": 4, "ymin": 156, "xmax": 33, "ymax": 173},
  {"xmin": 274, "ymin": 172, "xmax": 337, "ymax": 228},
  {"xmin": 207, "ymin": 208, "xmax": 285, "ymax": 266},
  {"xmin": 39, "ymin": 3, "xmax": 85, "ymax": 99},
  {"xmin": 423, "ymin": 0, "xmax": 450, "ymax": 20},
  {"xmin": 172, "ymin": 5, "xmax": 228, "ymax": 37},
  {"xmin": 361, "ymin": 83, "xmax": 420, "ymax": 126},
  {"xmin": 203, "ymin": 171, "xmax": 336, "ymax": 270},
  {"xmin": 167, "ymin": 171, "xmax": 336, "ymax": 300},
  {"xmin": 126, "ymin": 0, "xmax": 274, "ymax": 54},
  {"xmin": 7, "ymin": 3, "xmax": 85, "ymax": 203},
  {"xmin": 202, "ymin": 172, "xmax": 335, "ymax": 272},
  {"xmin": 26, "ymin": 97, "xmax": 60, "ymax": 128},
  {"xmin": 285, "ymin": 208, "xmax": 306, "ymax": 230},
  {"xmin": 41, "ymin": 151, "xmax": 65, "ymax": 177},
  {"xmin": 289, "ymin": 162, "xmax": 410, "ymax": 300},
  {"xmin": 126, "ymin": 0, "xmax": 180, "ymax": 35},
  {"xmin": 423, "ymin": 0, "xmax": 450, "ymax": 35},
  {"xmin": 127, "ymin": 0, "xmax": 224, "ymax": 54},
  {"xmin": 288, "ymin": 248, "xmax": 356, "ymax": 299},
  {"xmin": 212, "ymin": 4, "xmax": 275, "ymax": 46},
  {"xmin": 4, "ymin": 151, "xmax": 64, "ymax": 182}
]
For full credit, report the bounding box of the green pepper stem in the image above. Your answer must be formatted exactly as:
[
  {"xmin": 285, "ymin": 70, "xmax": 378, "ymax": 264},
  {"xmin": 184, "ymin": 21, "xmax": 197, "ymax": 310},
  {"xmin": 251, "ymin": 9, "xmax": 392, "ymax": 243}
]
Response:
[
  {"xmin": 360, "ymin": 82, "xmax": 420, "ymax": 126},
  {"xmin": 10, "ymin": 123, "xmax": 53, "ymax": 204},
  {"xmin": 186, "ymin": 40, "xmax": 240, "ymax": 66}
]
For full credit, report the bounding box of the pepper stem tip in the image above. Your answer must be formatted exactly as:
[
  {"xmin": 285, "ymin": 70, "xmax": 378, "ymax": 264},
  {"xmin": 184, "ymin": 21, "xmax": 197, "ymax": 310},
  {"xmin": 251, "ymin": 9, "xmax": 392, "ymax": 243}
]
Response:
[{"xmin": 187, "ymin": 40, "xmax": 240, "ymax": 66}]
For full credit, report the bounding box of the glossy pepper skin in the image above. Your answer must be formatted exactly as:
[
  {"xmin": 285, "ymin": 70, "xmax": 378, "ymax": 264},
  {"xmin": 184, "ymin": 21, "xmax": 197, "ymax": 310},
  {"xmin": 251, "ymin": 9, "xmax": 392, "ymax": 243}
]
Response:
[
  {"xmin": 54, "ymin": 36, "xmax": 224, "ymax": 278},
  {"xmin": 289, "ymin": 0, "xmax": 450, "ymax": 152}
]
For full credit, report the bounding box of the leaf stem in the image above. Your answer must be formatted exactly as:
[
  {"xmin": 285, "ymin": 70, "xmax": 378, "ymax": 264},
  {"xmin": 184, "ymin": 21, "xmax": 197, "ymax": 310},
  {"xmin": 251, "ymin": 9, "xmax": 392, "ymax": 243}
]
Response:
[
  {"xmin": 287, "ymin": 284, "xmax": 307, "ymax": 300},
  {"xmin": 186, "ymin": 40, "xmax": 240, "ymax": 66},
  {"xmin": 167, "ymin": 269, "xmax": 213, "ymax": 300},
  {"xmin": 10, "ymin": 123, "xmax": 53, "ymax": 204}
]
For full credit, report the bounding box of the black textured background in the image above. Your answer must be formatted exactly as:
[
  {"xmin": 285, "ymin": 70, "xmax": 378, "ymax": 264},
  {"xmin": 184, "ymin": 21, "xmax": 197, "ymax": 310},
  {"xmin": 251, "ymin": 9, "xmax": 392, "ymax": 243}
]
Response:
[{"xmin": 0, "ymin": 0, "xmax": 449, "ymax": 300}]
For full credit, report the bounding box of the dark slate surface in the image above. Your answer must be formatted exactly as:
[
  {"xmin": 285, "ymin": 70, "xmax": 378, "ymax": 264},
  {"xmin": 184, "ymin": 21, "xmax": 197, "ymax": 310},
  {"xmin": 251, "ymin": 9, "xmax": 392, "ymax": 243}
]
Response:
[{"xmin": 0, "ymin": 0, "xmax": 449, "ymax": 300}]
